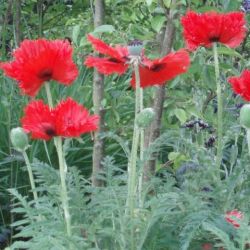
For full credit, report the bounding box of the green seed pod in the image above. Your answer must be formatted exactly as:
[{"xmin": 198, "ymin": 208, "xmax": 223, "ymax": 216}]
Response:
[
  {"xmin": 136, "ymin": 108, "xmax": 155, "ymax": 128},
  {"xmin": 10, "ymin": 127, "xmax": 29, "ymax": 152},
  {"xmin": 128, "ymin": 40, "xmax": 143, "ymax": 56},
  {"xmin": 240, "ymin": 104, "xmax": 250, "ymax": 129}
]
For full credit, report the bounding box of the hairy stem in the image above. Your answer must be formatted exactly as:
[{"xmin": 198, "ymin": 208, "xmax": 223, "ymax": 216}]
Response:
[
  {"xmin": 22, "ymin": 151, "xmax": 38, "ymax": 201},
  {"xmin": 55, "ymin": 137, "xmax": 72, "ymax": 239},
  {"xmin": 44, "ymin": 82, "xmax": 54, "ymax": 108},
  {"xmin": 247, "ymin": 130, "xmax": 250, "ymax": 156},
  {"xmin": 213, "ymin": 43, "xmax": 223, "ymax": 176}
]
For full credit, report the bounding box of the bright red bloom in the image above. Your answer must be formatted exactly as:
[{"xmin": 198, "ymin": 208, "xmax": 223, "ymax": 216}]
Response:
[
  {"xmin": 54, "ymin": 98, "xmax": 99, "ymax": 137},
  {"xmin": 0, "ymin": 39, "xmax": 78, "ymax": 96},
  {"xmin": 225, "ymin": 209, "xmax": 243, "ymax": 228},
  {"xmin": 131, "ymin": 49, "xmax": 190, "ymax": 88},
  {"xmin": 181, "ymin": 11, "xmax": 246, "ymax": 51},
  {"xmin": 21, "ymin": 98, "xmax": 99, "ymax": 140},
  {"xmin": 84, "ymin": 35, "xmax": 190, "ymax": 88},
  {"xmin": 228, "ymin": 70, "xmax": 250, "ymax": 101},
  {"xmin": 21, "ymin": 100, "xmax": 56, "ymax": 140},
  {"xmin": 84, "ymin": 34, "xmax": 129, "ymax": 75}
]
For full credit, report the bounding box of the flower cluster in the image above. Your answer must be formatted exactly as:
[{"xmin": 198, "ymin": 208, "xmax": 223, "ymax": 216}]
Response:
[{"xmin": 0, "ymin": 39, "xmax": 98, "ymax": 140}]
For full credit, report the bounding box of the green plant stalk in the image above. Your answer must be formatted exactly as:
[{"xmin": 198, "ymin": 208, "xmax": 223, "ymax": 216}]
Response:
[
  {"xmin": 138, "ymin": 80, "xmax": 144, "ymax": 207},
  {"xmin": 247, "ymin": 130, "xmax": 250, "ymax": 155},
  {"xmin": 22, "ymin": 151, "xmax": 38, "ymax": 201},
  {"xmin": 126, "ymin": 59, "xmax": 141, "ymax": 250},
  {"xmin": 45, "ymin": 82, "xmax": 54, "ymax": 108},
  {"xmin": 213, "ymin": 43, "xmax": 223, "ymax": 175},
  {"xmin": 55, "ymin": 136, "xmax": 72, "ymax": 238}
]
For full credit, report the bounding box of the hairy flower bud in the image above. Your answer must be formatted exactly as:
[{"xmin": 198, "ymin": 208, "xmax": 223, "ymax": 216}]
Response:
[
  {"xmin": 240, "ymin": 104, "xmax": 250, "ymax": 129},
  {"xmin": 10, "ymin": 127, "xmax": 29, "ymax": 152},
  {"xmin": 136, "ymin": 108, "xmax": 155, "ymax": 128}
]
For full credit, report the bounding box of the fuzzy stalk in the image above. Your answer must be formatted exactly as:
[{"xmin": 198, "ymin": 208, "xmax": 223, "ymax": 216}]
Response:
[
  {"xmin": 213, "ymin": 43, "xmax": 223, "ymax": 175},
  {"xmin": 92, "ymin": 0, "xmax": 105, "ymax": 187},
  {"xmin": 138, "ymin": 76, "xmax": 144, "ymax": 207},
  {"xmin": 55, "ymin": 136, "xmax": 72, "ymax": 239},
  {"xmin": 22, "ymin": 151, "xmax": 38, "ymax": 201},
  {"xmin": 44, "ymin": 82, "xmax": 54, "ymax": 108},
  {"xmin": 247, "ymin": 130, "xmax": 250, "ymax": 155},
  {"xmin": 126, "ymin": 58, "xmax": 141, "ymax": 249}
]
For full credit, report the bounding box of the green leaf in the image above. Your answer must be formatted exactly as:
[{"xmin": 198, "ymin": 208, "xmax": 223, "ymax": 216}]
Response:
[
  {"xmin": 216, "ymin": 46, "xmax": 244, "ymax": 59},
  {"xmin": 163, "ymin": 0, "xmax": 171, "ymax": 8},
  {"xmin": 174, "ymin": 108, "xmax": 187, "ymax": 124},
  {"xmin": 145, "ymin": 0, "xmax": 154, "ymax": 6},
  {"xmin": 72, "ymin": 25, "xmax": 80, "ymax": 44},
  {"xmin": 93, "ymin": 24, "xmax": 115, "ymax": 34},
  {"xmin": 151, "ymin": 15, "xmax": 166, "ymax": 33}
]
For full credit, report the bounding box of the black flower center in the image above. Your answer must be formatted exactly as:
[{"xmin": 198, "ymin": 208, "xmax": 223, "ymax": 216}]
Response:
[
  {"xmin": 209, "ymin": 36, "xmax": 220, "ymax": 43},
  {"xmin": 44, "ymin": 127, "xmax": 56, "ymax": 137},
  {"xmin": 150, "ymin": 63, "xmax": 165, "ymax": 72},
  {"xmin": 108, "ymin": 58, "xmax": 121, "ymax": 63},
  {"xmin": 38, "ymin": 68, "xmax": 53, "ymax": 81}
]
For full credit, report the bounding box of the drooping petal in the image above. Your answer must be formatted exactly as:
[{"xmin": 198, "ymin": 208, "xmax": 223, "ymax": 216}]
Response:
[
  {"xmin": 181, "ymin": 11, "xmax": 246, "ymax": 51},
  {"xmin": 131, "ymin": 49, "xmax": 190, "ymax": 88},
  {"xmin": 0, "ymin": 39, "xmax": 78, "ymax": 96},
  {"xmin": 228, "ymin": 70, "xmax": 250, "ymax": 101},
  {"xmin": 84, "ymin": 56, "xmax": 129, "ymax": 75},
  {"xmin": 21, "ymin": 100, "xmax": 56, "ymax": 140},
  {"xmin": 54, "ymin": 97, "xmax": 99, "ymax": 137},
  {"xmin": 87, "ymin": 34, "xmax": 128, "ymax": 60}
]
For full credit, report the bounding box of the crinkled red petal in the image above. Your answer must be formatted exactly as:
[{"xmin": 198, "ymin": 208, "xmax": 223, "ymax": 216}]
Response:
[
  {"xmin": 21, "ymin": 100, "xmax": 56, "ymax": 140},
  {"xmin": 87, "ymin": 34, "xmax": 128, "ymax": 60},
  {"xmin": 84, "ymin": 56, "xmax": 129, "ymax": 75},
  {"xmin": 54, "ymin": 97, "xmax": 99, "ymax": 137},
  {"xmin": 0, "ymin": 39, "xmax": 78, "ymax": 96},
  {"xmin": 131, "ymin": 49, "xmax": 190, "ymax": 88}
]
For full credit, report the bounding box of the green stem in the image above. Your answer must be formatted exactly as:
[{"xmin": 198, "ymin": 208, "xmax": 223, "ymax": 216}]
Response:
[
  {"xmin": 44, "ymin": 82, "xmax": 54, "ymax": 108},
  {"xmin": 126, "ymin": 59, "xmax": 141, "ymax": 250},
  {"xmin": 55, "ymin": 137, "xmax": 72, "ymax": 239},
  {"xmin": 138, "ymin": 77, "xmax": 144, "ymax": 208},
  {"xmin": 22, "ymin": 151, "xmax": 38, "ymax": 201},
  {"xmin": 213, "ymin": 43, "xmax": 223, "ymax": 176},
  {"xmin": 246, "ymin": 130, "xmax": 250, "ymax": 155}
]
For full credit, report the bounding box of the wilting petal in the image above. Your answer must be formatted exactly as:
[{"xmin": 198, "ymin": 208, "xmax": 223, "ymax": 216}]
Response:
[
  {"xmin": 131, "ymin": 49, "xmax": 190, "ymax": 88},
  {"xmin": 84, "ymin": 56, "xmax": 129, "ymax": 75}
]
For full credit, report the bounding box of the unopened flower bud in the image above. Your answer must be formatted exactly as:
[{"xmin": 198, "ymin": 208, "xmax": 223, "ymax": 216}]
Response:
[
  {"xmin": 10, "ymin": 127, "xmax": 29, "ymax": 152},
  {"xmin": 136, "ymin": 108, "xmax": 155, "ymax": 128},
  {"xmin": 128, "ymin": 40, "xmax": 143, "ymax": 56},
  {"xmin": 240, "ymin": 104, "xmax": 250, "ymax": 129}
]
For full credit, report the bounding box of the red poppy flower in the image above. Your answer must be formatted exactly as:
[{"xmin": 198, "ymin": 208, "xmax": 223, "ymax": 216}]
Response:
[
  {"xmin": 21, "ymin": 98, "xmax": 99, "ymax": 140},
  {"xmin": 181, "ymin": 11, "xmax": 246, "ymax": 51},
  {"xmin": 225, "ymin": 209, "xmax": 243, "ymax": 228},
  {"xmin": 54, "ymin": 98, "xmax": 99, "ymax": 137},
  {"xmin": 131, "ymin": 49, "xmax": 190, "ymax": 88},
  {"xmin": 21, "ymin": 100, "xmax": 56, "ymax": 140},
  {"xmin": 84, "ymin": 34, "xmax": 129, "ymax": 75},
  {"xmin": 84, "ymin": 35, "xmax": 190, "ymax": 88},
  {"xmin": 0, "ymin": 39, "xmax": 79, "ymax": 96},
  {"xmin": 228, "ymin": 70, "xmax": 250, "ymax": 101}
]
